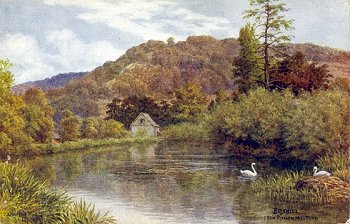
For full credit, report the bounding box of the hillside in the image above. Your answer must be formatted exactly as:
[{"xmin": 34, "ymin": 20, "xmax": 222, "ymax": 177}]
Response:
[
  {"xmin": 45, "ymin": 35, "xmax": 350, "ymax": 118},
  {"xmin": 11, "ymin": 72, "xmax": 87, "ymax": 94}
]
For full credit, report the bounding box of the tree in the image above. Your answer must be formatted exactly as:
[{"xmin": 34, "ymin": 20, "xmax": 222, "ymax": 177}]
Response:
[
  {"xmin": 173, "ymin": 83, "xmax": 208, "ymax": 122},
  {"xmin": 22, "ymin": 88, "xmax": 54, "ymax": 117},
  {"xmin": 98, "ymin": 119, "xmax": 128, "ymax": 139},
  {"xmin": 81, "ymin": 117, "xmax": 128, "ymax": 139},
  {"xmin": 20, "ymin": 105, "xmax": 53, "ymax": 143},
  {"xmin": 234, "ymin": 24, "xmax": 263, "ymax": 93},
  {"xmin": 167, "ymin": 37, "xmax": 175, "ymax": 46},
  {"xmin": 59, "ymin": 110, "xmax": 81, "ymax": 142},
  {"xmin": 81, "ymin": 117, "xmax": 99, "ymax": 139},
  {"xmin": 270, "ymin": 51, "xmax": 332, "ymax": 93},
  {"xmin": 244, "ymin": 0, "xmax": 294, "ymax": 89},
  {"xmin": 0, "ymin": 59, "xmax": 14, "ymax": 91},
  {"xmin": 21, "ymin": 88, "xmax": 55, "ymax": 143},
  {"xmin": 0, "ymin": 59, "xmax": 31, "ymax": 150}
]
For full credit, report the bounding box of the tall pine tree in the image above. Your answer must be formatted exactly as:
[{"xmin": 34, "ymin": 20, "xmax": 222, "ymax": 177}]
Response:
[
  {"xmin": 244, "ymin": 0, "xmax": 294, "ymax": 89},
  {"xmin": 234, "ymin": 24, "xmax": 263, "ymax": 93}
]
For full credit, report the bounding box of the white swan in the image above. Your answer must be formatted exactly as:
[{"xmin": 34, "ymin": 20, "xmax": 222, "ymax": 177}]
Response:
[
  {"xmin": 313, "ymin": 166, "xmax": 331, "ymax": 177},
  {"xmin": 240, "ymin": 162, "xmax": 257, "ymax": 177}
]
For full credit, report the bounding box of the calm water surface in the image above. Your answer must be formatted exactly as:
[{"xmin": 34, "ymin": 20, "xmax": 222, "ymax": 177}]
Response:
[{"xmin": 26, "ymin": 142, "xmax": 348, "ymax": 224}]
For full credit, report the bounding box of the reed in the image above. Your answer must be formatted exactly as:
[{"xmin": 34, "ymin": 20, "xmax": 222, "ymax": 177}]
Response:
[
  {"xmin": 251, "ymin": 171, "xmax": 332, "ymax": 203},
  {"xmin": 0, "ymin": 162, "xmax": 69, "ymax": 223},
  {"xmin": 66, "ymin": 199, "xmax": 116, "ymax": 224},
  {"xmin": 316, "ymin": 151, "xmax": 349, "ymax": 181},
  {"xmin": 0, "ymin": 162, "xmax": 117, "ymax": 224},
  {"xmin": 316, "ymin": 151, "xmax": 348, "ymax": 172}
]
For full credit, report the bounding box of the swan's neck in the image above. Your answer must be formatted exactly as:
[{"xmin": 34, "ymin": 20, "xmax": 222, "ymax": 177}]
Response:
[
  {"xmin": 314, "ymin": 167, "xmax": 317, "ymax": 175},
  {"xmin": 251, "ymin": 164, "xmax": 257, "ymax": 174}
]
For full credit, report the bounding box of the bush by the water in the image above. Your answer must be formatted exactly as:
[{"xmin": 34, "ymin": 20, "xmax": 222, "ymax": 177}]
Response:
[
  {"xmin": 209, "ymin": 88, "xmax": 349, "ymax": 160},
  {"xmin": 162, "ymin": 122, "xmax": 211, "ymax": 141},
  {"xmin": 0, "ymin": 161, "xmax": 116, "ymax": 223}
]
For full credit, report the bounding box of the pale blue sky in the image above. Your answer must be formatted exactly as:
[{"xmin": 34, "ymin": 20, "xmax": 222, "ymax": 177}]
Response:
[{"xmin": 0, "ymin": 0, "xmax": 349, "ymax": 84}]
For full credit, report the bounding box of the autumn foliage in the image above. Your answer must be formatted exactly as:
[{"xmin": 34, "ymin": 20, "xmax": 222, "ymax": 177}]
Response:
[{"xmin": 271, "ymin": 51, "xmax": 332, "ymax": 93}]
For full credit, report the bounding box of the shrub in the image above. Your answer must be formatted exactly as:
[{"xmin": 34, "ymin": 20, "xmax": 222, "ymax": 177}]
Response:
[
  {"xmin": 162, "ymin": 122, "xmax": 211, "ymax": 141},
  {"xmin": 209, "ymin": 88, "xmax": 349, "ymax": 160},
  {"xmin": 0, "ymin": 162, "xmax": 117, "ymax": 224},
  {"xmin": 0, "ymin": 162, "xmax": 69, "ymax": 223},
  {"xmin": 223, "ymin": 88, "xmax": 294, "ymax": 147},
  {"xmin": 282, "ymin": 90, "xmax": 349, "ymax": 159}
]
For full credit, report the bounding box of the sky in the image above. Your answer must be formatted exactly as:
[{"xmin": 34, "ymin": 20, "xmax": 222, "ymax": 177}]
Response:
[{"xmin": 0, "ymin": 0, "xmax": 349, "ymax": 84}]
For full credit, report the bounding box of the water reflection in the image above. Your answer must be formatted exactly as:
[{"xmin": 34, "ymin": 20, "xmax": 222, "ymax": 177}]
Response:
[{"xmin": 26, "ymin": 142, "xmax": 348, "ymax": 224}]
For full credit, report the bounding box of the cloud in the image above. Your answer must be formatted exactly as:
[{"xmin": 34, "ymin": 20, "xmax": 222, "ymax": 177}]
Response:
[
  {"xmin": 44, "ymin": 0, "xmax": 230, "ymax": 41},
  {"xmin": 45, "ymin": 29, "xmax": 123, "ymax": 71},
  {"xmin": 0, "ymin": 33, "xmax": 54, "ymax": 84},
  {"xmin": 0, "ymin": 30, "xmax": 123, "ymax": 84}
]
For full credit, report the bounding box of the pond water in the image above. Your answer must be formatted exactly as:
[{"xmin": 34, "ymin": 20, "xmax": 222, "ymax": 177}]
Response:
[{"xmin": 26, "ymin": 142, "xmax": 348, "ymax": 224}]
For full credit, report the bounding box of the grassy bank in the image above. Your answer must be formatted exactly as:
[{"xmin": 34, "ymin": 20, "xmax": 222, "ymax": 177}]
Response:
[
  {"xmin": 252, "ymin": 171, "xmax": 331, "ymax": 203},
  {"xmin": 252, "ymin": 152, "xmax": 349, "ymax": 204},
  {"xmin": 1, "ymin": 136, "xmax": 158, "ymax": 158},
  {"xmin": 0, "ymin": 162, "xmax": 116, "ymax": 223}
]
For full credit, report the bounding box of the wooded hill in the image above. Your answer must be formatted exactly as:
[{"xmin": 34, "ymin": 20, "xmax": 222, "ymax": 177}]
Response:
[
  {"xmin": 24, "ymin": 35, "xmax": 349, "ymax": 118},
  {"xmin": 11, "ymin": 72, "xmax": 87, "ymax": 94}
]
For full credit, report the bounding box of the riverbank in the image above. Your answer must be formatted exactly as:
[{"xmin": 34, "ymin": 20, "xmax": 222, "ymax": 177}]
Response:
[
  {"xmin": 252, "ymin": 171, "xmax": 349, "ymax": 204},
  {"xmin": 1, "ymin": 136, "xmax": 158, "ymax": 158}
]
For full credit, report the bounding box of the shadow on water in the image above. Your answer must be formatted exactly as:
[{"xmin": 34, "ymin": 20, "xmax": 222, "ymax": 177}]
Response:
[{"xmin": 26, "ymin": 141, "xmax": 348, "ymax": 224}]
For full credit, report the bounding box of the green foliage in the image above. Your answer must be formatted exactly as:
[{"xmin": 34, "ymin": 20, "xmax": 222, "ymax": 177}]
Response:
[
  {"xmin": 244, "ymin": 0, "xmax": 294, "ymax": 88},
  {"xmin": 282, "ymin": 90, "xmax": 349, "ymax": 159},
  {"xmin": 20, "ymin": 103, "xmax": 54, "ymax": 144},
  {"xmin": 0, "ymin": 162, "xmax": 117, "ymax": 223},
  {"xmin": 162, "ymin": 122, "xmax": 211, "ymax": 141},
  {"xmin": 98, "ymin": 119, "xmax": 129, "ymax": 139},
  {"xmin": 0, "ymin": 162, "xmax": 69, "ymax": 223},
  {"xmin": 252, "ymin": 171, "xmax": 333, "ymax": 203},
  {"xmin": 22, "ymin": 88, "xmax": 54, "ymax": 117},
  {"xmin": 66, "ymin": 200, "xmax": 116, "ymax": 224},
  {"xmin": 225, "ymin": 88, "xmax": 294, "ymax": 147},
  {"xmin": 316, "ymin": 152, "xmax": 348, "ymax": 174},
  {"xmin": 59, "ymin": 110, "xmax": 81, "ymax": 142},
  {"xmin": 81, "ymin": 117, "xmax": 99, "ymax": 139},
  {"xmin": 0, "ymin": 59, "xmax": 14, "ymax": 91},
  {"xmin": 234, "ymin": 24, "xmax": 263, "ymax": 93},
  {"xmin": 207, "ymin": 101, "xmax": 236, "ymax": 141},
  {"xmin": 0, "ymin": 59, "xmax": 31, "ymax": 152},
  {"xmin": 81, "ymin": 117, "xmax": 128, "ymax": 140},
  {"xmin": 209, "ymin": 88, "xmax": 349, "ymax": 160},
  {"xmin": 208, "ymin": 89, "xmax": 233, "ymax": 112},
  {"xmin": 173, "ymin": 83, "xmax": 208, "ymax": 122},
  {"xmin": 134, "ymin": 129, "xmax": 148, "ymax": 138}
]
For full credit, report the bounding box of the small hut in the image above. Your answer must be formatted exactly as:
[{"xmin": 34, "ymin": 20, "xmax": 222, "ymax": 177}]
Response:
[
  {"xmin": 130, "ymin": 113, "xmax": 159, "ymax": 136},
  {"xmin": 52, "ymin": 132, "xmax": 61, "ymax": 144}
]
